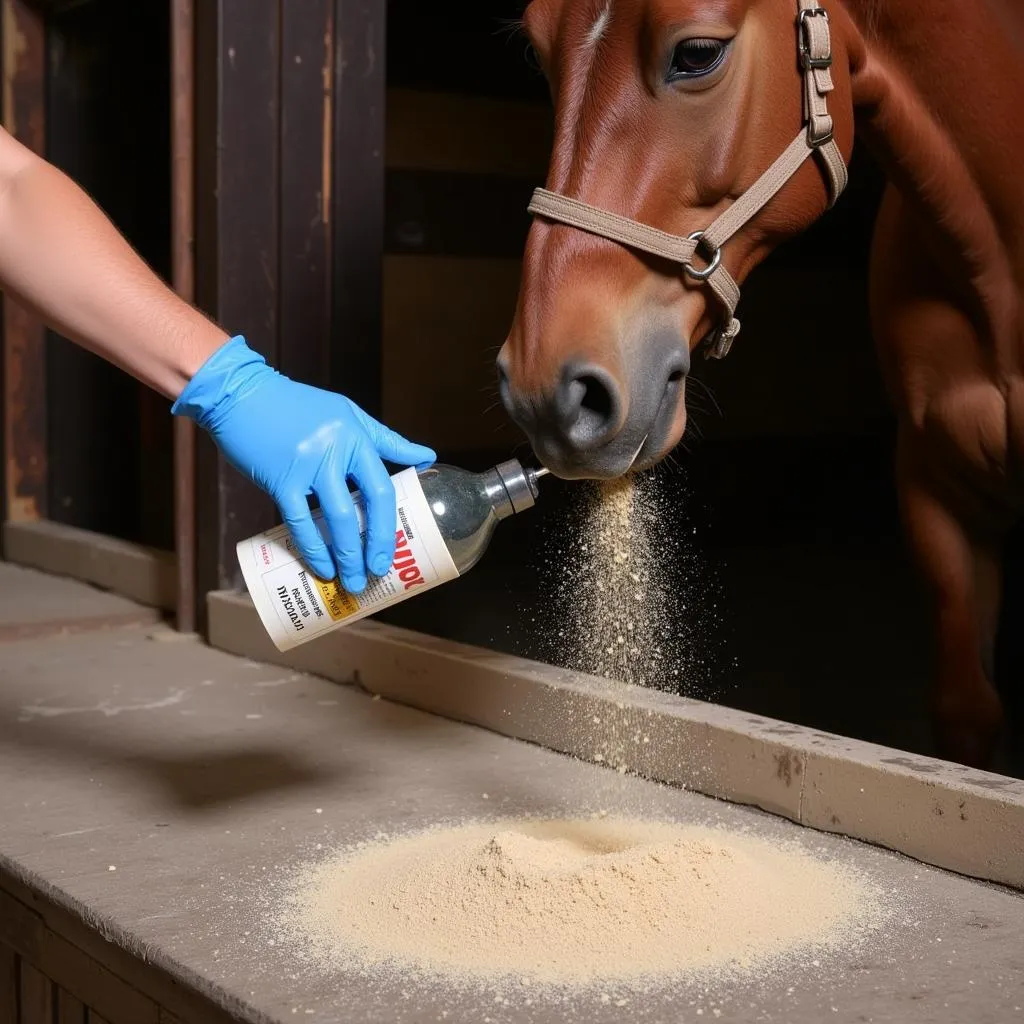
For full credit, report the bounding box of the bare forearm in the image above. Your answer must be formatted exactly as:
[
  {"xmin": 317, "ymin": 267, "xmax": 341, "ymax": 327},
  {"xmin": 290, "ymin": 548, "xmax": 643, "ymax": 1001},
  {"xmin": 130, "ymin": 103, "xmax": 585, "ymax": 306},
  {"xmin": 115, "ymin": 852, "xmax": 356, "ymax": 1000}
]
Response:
[{"xmin": 0, "ymin": 135, "xmax": 227, "ymax": 398}]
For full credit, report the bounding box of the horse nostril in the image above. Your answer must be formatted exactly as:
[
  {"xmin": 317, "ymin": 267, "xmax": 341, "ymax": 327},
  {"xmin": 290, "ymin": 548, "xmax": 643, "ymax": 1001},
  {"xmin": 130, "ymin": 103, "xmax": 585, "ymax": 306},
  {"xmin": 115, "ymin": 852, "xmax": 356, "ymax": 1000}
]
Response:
[
  {"xmin": 578, "ymin": 374, "xmax": 616, "ymax": 421},
  {"xmin": 667, "ymin": 368, "xmax": 685, "ymax": 384},
  {"xmin": 557, "ymin": 364, "xmax": 621, "ymax": 449}
]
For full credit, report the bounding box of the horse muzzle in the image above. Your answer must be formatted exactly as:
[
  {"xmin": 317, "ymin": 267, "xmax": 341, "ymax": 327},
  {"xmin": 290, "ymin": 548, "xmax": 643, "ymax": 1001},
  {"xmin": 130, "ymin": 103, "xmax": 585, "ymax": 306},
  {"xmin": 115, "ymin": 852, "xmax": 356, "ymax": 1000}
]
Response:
[{"xmin": 496, "ymin": 335, "xmax": 689, "ymax": 480}]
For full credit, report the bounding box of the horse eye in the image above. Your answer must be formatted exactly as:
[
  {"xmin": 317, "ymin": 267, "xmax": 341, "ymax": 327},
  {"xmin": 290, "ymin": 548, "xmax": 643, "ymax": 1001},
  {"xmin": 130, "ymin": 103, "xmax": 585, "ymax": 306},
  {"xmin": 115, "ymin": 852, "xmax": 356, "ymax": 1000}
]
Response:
[{"xmin": 667, "ymin": 38, "xmax": 729, "ymax": 80}]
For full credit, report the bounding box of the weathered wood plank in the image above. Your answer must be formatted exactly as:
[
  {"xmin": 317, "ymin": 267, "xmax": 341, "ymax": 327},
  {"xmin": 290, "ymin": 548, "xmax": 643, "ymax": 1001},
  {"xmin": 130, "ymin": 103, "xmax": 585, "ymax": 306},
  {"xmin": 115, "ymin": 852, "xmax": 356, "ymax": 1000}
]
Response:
[
  {"xmin": 57, "ymin": 988, "xmax": 87, "ymax": 1024},
  {"xmin": 0, "ymin": 943, "xmax": 18, "ymax": 1023},
  {"xmin": 171, "ymin": 0, "xmax": 197, "ymax": 634},
  {"xmin": 194, "ymin": 0, "xmax": 280, "ymax": 595},
  {"xmin": 18, "ymin": 961, "xmax": 53, "ymax": 1024},
  {"xmin": 385, "ymin": 89, "xmax": 552, "ymax": 177},
  {"xmin": 0, "ymin": 0, "xmax": 47, "ymax": 524},
  {"xmin": 42, "ymin": 2, "xmax": 174, "ymax": 548},
  {"xmin": 279, "ymin": 0, "xmax": 332, "ymax": 390},
  {"xmin": 329, "ymin": 0, "xmax": 387, "ymax": 412},
  {"xmin": 0, "ymin": 889, "xmax": 158, "ymax": 1024}
]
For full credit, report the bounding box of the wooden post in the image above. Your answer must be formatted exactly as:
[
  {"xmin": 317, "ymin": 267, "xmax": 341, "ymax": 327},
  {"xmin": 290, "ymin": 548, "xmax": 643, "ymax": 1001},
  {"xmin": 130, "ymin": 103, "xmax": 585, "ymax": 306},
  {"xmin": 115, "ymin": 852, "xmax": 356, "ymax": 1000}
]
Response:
[
  {"xmin": 194, "ymin": 0, "xmax": 281, "ymax": 598},
  {"xmin": 279, "ymin": 0, "xmax": 333, "ymax": 390},
  {"xmin": 193, "ymin": 0, "xmax": 387, "ymax": 603},
  {"xmin": 330, "ymin": 0, "xmax": 386, "ymax": 414},
  {"xmin": 171, "ymin": 0, "xmax": 196, "ymax": 632},
  {"xmin": 1, "ymin": 0, "xmax": 47, "ymax": 525}
]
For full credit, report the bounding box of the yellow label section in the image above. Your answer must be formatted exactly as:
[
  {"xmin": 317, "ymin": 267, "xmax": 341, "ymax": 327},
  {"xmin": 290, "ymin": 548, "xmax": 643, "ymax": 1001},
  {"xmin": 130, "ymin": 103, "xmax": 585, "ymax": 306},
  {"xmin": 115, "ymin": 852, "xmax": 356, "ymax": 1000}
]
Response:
[{"xmin": 315, "ymin": 578, "xmax": 361, "ymax": 621}]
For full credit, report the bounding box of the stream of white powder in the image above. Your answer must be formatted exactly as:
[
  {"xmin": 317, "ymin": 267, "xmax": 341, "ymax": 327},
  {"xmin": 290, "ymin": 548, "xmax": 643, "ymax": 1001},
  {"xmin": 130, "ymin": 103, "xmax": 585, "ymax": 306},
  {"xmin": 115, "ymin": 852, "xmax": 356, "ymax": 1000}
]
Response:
[{"xmin": 526, "ymin": 471, "xmax": 725, "ymax": 695}]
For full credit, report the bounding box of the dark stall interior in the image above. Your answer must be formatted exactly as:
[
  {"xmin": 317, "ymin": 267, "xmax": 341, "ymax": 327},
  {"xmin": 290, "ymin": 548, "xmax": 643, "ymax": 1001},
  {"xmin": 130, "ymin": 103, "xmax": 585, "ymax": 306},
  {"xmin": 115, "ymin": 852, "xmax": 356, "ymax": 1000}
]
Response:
[
  {"xmin": 45, "ymin": 0, "xmax": 174, "ymax": 551},
  {"xmin": 375, "ymin": 2, "xmax": 1023, "ymax": 775},
  {"xmin": 0, "ymin": 0, "xmax": 1020, "ymax": 776}
]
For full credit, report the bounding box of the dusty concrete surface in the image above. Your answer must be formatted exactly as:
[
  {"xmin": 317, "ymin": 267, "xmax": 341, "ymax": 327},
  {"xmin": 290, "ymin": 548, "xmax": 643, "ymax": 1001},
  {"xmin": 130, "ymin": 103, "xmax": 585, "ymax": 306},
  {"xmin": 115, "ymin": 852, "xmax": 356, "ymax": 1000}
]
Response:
[
  {"xmin": 0, "ymin": 625, "xmax": 1022, "ymax": 1023},
  {"xmin": 0, "ymin": 561, "xmax": 160, "ymax": 639},
  {"xmin": 3, "ymin": 520, "xmax": 176, "ymax": 611}
]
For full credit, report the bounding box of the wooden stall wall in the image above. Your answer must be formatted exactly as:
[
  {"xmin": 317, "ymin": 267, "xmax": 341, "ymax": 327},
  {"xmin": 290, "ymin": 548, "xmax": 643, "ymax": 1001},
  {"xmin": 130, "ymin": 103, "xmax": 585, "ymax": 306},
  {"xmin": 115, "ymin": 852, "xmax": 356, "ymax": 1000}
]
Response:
[
  {"xmin": 1, "ymin": 0, "xmax": 47, "ymax": 527},
  {"xmin": 0, "ymin": 880, "xmax": 242, "ymax": 1023},
  {"xmin": 44, "ymin": 0, "xmax": 174, "ymax": 551},
  {"xmin": 0, "ymin": 1, "xmax": 174, "ymax": 550},
  {"xmin": 193, "ymin": 0, "xmax": 389, "ymax": 597}
]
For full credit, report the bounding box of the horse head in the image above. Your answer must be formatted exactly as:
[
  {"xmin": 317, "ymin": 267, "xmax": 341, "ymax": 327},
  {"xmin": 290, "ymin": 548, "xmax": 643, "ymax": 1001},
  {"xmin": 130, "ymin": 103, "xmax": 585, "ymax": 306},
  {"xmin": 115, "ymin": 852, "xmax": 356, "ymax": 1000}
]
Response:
[{"xmin": 498, "ymin": 0, "xmax": 857, "ymax": 478}]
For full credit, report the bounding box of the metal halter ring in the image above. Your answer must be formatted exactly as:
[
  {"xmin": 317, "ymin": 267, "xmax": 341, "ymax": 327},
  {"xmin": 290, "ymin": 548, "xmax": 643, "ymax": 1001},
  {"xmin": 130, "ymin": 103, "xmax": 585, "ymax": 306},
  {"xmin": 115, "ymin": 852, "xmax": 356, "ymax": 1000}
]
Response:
[{"xmin": 681, "ymin": 231, "xmax": 722, "ymax": 281}]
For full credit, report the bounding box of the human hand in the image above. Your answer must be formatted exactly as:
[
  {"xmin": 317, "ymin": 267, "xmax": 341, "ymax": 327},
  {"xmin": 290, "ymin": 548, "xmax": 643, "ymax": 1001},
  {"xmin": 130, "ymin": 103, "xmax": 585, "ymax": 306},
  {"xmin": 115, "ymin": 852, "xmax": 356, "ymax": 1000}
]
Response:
[{"xmin": 172, "ymin": 336, "xmax": 435, "ymax": 592}]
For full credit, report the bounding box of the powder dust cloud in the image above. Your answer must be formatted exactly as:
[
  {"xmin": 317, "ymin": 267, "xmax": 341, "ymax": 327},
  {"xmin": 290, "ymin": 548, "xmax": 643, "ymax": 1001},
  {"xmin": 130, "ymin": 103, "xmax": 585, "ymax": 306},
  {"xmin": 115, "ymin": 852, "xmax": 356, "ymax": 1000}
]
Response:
[
  {"xmin": 276, "ymin": 815, "xmax": 885, "ymax": 995},
  {"xmin": 524, "ymin": 470, "xmax": 726, "ymax": 697},
  {"xmin": 513, "ymin": 469, "xmax": 728, "ymax": 775}
]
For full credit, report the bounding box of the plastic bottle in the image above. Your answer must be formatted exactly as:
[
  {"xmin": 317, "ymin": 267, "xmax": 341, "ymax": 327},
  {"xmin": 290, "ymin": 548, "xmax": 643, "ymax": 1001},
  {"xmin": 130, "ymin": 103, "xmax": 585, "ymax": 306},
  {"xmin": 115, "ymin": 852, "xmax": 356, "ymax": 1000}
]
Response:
[{"xmin": 236, "ymin": 459, "xmax": 548, "ymax": 651}]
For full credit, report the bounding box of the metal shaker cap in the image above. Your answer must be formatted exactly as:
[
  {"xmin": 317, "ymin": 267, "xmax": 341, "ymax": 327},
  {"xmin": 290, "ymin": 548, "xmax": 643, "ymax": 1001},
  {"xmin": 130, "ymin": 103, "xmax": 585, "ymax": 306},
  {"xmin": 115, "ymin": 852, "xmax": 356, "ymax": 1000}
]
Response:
[{"xmin": 493, "ymin": 459, "xmax": 548, "ymax": 518}]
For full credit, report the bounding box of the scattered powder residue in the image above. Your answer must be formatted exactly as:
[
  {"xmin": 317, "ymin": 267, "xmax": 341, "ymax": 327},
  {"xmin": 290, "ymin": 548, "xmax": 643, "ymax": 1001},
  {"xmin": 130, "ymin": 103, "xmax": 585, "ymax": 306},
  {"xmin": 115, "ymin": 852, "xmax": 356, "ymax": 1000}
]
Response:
[
  {"xmin": 528, "ymin": 471, "xmax": 724, "ymax": 695},
  {"xmin": 519, "ymin": 471, "xmax": 726, "ymax": 775},
  {"xmin": 279, "ymin": 816, "xmax": 883, "ymax": 990}
]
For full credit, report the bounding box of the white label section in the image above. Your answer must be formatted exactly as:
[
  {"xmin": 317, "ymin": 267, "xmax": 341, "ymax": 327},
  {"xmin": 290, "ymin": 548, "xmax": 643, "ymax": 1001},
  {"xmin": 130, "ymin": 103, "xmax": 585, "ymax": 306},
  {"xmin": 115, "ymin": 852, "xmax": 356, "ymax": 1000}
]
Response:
[{"xmin": 236, "ymin": 467, "xmax": 459, "ymax": 652}]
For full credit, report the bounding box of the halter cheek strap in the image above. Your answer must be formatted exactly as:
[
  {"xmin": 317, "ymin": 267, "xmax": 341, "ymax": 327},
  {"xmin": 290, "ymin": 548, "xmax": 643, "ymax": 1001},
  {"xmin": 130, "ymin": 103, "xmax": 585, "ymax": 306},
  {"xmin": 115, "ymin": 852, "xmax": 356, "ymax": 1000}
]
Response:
[{"xmin": 526, "ymin": 0, "xmax": 848, "ymax": 359}]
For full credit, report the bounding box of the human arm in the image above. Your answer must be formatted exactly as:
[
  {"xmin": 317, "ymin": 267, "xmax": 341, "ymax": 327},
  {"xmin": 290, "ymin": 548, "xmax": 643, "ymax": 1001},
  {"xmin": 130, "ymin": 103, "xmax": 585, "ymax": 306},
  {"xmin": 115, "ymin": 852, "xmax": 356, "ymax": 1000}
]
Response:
[{"xmin": 0, "ymin": 126, "xmax": 434, "ymax": 591}]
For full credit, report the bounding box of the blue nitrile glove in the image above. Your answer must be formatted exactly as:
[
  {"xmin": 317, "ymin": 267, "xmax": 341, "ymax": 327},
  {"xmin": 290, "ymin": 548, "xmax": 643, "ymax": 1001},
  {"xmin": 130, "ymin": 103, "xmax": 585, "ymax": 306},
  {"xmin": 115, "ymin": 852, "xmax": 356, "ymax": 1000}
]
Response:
[{"xmin": 172, "ymin": 336, "xmax": 436, "ymax": 593}]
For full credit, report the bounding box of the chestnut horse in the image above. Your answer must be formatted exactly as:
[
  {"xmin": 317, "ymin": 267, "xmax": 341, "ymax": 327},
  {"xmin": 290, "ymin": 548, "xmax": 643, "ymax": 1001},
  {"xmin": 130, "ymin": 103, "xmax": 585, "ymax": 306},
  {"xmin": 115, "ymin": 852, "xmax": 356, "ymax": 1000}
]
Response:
[{"xmin": 497, "ymin": 0, "xmax": 1024, "ymax": 768}]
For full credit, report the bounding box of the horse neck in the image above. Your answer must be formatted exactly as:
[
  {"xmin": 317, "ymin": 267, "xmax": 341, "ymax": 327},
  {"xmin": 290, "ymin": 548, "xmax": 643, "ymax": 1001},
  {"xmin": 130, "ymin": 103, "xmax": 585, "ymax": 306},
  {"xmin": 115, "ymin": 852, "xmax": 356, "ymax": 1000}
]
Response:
[{"xmin": 839, "ymin": 0, "xmax": 1022, "ymax": 341}]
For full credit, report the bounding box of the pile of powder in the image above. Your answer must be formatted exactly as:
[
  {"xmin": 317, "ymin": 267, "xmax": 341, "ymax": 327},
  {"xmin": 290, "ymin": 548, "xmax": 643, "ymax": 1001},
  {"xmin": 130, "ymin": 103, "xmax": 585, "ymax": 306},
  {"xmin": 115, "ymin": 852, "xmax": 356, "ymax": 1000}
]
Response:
[
  {"xmin": 280, "ymin": 816, "xmax": 881, "ymax": 988},
  {"xmin": 527, "ymin": 471, "xmax": 724, "ymax": 696}
]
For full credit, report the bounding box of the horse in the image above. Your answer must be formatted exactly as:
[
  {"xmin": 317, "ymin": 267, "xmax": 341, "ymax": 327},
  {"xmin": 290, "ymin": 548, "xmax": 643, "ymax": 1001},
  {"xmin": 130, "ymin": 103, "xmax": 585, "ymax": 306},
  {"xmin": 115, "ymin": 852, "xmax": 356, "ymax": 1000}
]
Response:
[{"xmin": 496, "ymin": 0, "xmax": 1024, "ymax": 770}]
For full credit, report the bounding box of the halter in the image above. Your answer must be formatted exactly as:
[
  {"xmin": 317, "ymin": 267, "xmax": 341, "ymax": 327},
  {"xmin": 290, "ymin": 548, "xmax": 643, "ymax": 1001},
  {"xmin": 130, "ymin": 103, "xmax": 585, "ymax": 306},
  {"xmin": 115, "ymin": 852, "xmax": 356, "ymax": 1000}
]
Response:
[{"xmin": 526, "ymin": 0, "xmax": 847, "ymax": 359}]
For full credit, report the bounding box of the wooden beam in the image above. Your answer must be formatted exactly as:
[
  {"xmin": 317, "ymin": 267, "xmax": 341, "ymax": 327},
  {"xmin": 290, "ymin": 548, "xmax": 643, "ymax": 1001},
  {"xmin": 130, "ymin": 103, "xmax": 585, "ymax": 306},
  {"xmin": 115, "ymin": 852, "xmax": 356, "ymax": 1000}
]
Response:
[
  {"xmin": 171, "ymin": 0, "xmax": 196, "ymax": 632},
  {"xmin": 192, "ymin": 0, "xmax": 388, "ymax": 598},
  {"xmin": 1, "ymin": 0, "xmax": 47, "ymax": 524},
  {"xmin": 56, "ymin": 988, "xmax": 87, "ymax": 1024},
  {"xmin": 194, "ymin": 0, "xmax": 280, "ymax": 596},
  {"xmin": 279, "ymin": 0, "xmax": 332, "ymax": 389},
  {"xmin": 0, "ymin": 943, "xmax": 17, "ymax": 1024},
  {"xmin": 19, "ymin": 961, "xmax": 54, "ymax": 1024},
  {"xmin": 329, "ymin": 0, "xmax": 386, "ymax": 413}
]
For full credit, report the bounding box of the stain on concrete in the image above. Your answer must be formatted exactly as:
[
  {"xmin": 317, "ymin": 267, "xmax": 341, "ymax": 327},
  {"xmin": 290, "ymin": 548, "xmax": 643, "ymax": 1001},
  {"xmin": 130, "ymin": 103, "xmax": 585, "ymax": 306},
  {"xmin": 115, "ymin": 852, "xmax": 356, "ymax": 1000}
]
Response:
[
  {"xmin": 775, "ymin": 751, "xmax": 795, "ymax": 786},
  {"xmin": 881, "ymin": 756, "xmax": 941, "ymax": 774},
  {"xmin": 963, "ymin": 776, "xmax": 1018, "ymax": 791}
]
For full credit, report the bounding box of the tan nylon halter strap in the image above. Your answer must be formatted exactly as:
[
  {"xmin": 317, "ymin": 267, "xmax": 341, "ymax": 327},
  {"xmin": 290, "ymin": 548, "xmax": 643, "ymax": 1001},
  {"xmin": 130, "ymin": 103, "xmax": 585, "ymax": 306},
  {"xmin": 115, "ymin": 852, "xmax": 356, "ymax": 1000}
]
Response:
[{"xmin": 527, "ymin": 0, "xmax": 848, "ymax": 359}]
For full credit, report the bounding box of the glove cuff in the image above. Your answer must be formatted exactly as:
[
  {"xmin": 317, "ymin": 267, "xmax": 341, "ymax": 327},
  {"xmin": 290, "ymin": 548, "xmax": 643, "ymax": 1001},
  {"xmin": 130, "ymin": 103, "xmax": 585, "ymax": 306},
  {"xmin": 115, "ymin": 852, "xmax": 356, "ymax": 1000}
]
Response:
[{"xmin": 171, "ymin": 335, "xmax": 269, "ymax": 429}]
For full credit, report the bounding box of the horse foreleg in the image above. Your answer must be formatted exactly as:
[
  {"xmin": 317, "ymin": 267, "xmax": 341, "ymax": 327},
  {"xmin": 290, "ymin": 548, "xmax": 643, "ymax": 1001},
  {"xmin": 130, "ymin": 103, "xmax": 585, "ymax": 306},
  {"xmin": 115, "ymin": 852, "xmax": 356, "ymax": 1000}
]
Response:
[{"xmin": 897, "ymin": 441, "xmax": 1005, "ymax": 767}]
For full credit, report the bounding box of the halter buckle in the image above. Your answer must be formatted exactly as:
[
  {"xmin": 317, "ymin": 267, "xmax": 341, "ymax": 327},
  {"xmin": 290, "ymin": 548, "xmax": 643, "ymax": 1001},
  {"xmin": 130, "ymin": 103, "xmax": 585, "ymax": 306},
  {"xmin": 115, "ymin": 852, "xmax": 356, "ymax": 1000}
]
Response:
[
  {"xmin": 682, "ymin": 232, "xmax": 721, "ymax": 281},
  {"xmin": 798, "ymin": 7, "xmax": 833, "ymax": 70},
  {"xmin": 807, "ymin": 121, "xmax": 834, "ymax": 148},
  {"xmin": 705, "ymin": 319, "xmax": 741, "ymax": 360}
]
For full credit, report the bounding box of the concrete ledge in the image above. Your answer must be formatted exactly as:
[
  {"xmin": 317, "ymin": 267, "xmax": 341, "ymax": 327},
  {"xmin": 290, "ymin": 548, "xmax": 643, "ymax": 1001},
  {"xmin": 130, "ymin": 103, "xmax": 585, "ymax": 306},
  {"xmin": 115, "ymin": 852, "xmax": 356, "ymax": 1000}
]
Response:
[
  {"xmin": 207, "ymin": 589, "xmax": 1024, "ymax": 891},
  {"xmin": 3, "ymin": 520, "xmax": 176, "ymax": 611}
]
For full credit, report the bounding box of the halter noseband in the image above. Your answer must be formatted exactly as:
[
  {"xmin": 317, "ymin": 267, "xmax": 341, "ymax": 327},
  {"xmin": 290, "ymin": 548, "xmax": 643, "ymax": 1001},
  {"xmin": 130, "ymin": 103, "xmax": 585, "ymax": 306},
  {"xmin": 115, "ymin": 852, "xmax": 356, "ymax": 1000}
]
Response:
[{"xmin": 526, "ymin": 0, "xmax": 848, "ymax": 359}]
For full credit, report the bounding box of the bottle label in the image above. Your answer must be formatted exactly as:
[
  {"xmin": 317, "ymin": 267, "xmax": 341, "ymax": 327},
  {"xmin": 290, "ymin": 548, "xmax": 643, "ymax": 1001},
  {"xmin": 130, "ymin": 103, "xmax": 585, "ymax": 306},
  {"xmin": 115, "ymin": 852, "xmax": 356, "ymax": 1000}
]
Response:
[{"xmin": 236, "ymin": 467, "xmax": 459, "ymax": 652}]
